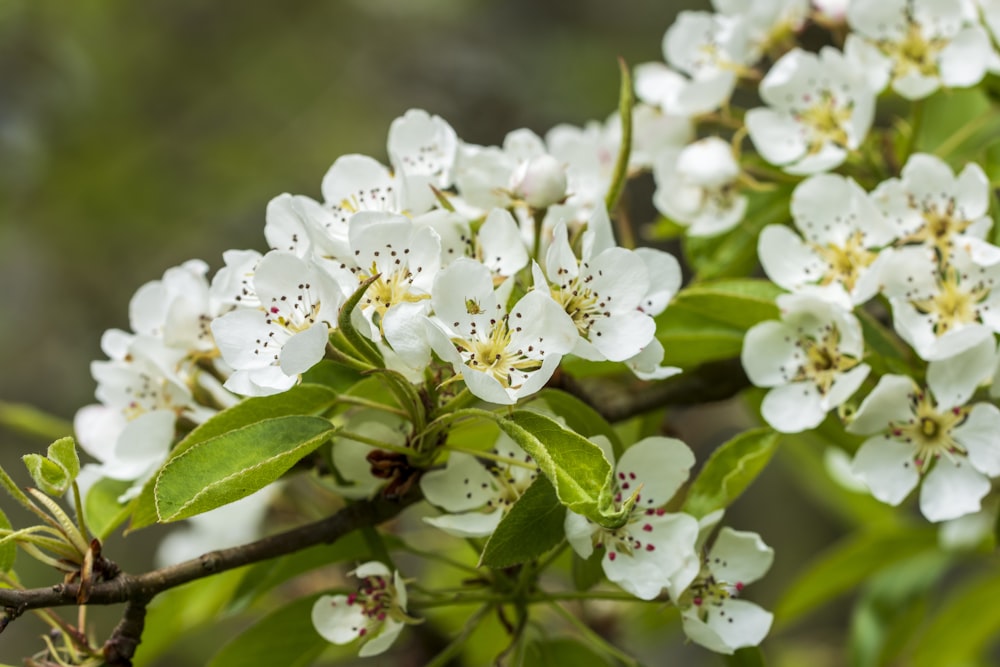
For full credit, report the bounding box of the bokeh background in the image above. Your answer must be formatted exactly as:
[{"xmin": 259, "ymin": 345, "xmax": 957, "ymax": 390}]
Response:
[{"xmin": 1, "ymin": 1, "xmax": 852, "ymax": 664}]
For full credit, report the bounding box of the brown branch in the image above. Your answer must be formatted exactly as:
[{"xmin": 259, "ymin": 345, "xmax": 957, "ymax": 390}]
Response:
[
  {"xmin": 550, "ymin": 357, "xmax": 750, "ymax": 423},
  {"xmin": 0, "ymin": 492, "xmax": 417, "ymax": 613}
]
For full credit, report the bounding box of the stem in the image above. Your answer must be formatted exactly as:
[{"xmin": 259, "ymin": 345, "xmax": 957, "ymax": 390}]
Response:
[
  {"xmin": 547, "ymin": 600, "xmax": 639, "ymax": 666},
  {"xmin": 423, "ymin": 604, "xmax": 494, "ymax": 667},
  {"xmin": 399, "ymin": 546, "xmax": 483, "ymax": 576},
  {"xmin": 444, "ymin": 445, "xmax": 537, "ymax": 470},
  {"xmin": 333, "ymin": 394, "xmax": 408, "ymax": 417},
  {"xmin": 0, "ymin": 402, "xmax": 73, "ymax": 441},
  {"xmin": 334, "ymin": 430, "xmax": 412, "ymax": 456}
]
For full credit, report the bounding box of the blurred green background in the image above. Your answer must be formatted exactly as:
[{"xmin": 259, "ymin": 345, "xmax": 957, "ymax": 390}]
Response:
[{"xmin": 0, "ymin": 1, "xmax": 856, "ymax": 665}]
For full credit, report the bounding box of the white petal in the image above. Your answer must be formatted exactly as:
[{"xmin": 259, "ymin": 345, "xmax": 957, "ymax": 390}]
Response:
[
  {"xmin": 603, "ymin": 512, "xmax": 699, "ymax": 600},
  {"xmin": 279, "ymin": 323, "xmax": 329, "ymax": 375},
  {"xmin": 615, "ymin": 437, "xmax": 694, "ymax": 507},
  {"xmin": 847, "ymin": 374, "xmax": 915, "ymax": 435},
  {"xmin": 358, "ymin": 619, "xmax": 404, "ymax": 657},
  {"xmin": 953, "ymin": 403, "xmax": 1000, "ymax": 476},
  {"xmin": 708, "ymin": 528, "xmax": 774, "ymax": 586},
  {"xmin": 705, "ymin": 599, "xmax": 773, "ymax": 651},
  {"xmin": 312, "ymin": 594, "xmax": 367, "ymax": 645},
  {"xmin": 745, "ymin": 108, "xmax": 806, "ymax": 166},
  {"xmin": 423, "ymin": 509, "xmax": 503, "ymax": 538},
  {"xmin": 741, "ymin": 321, "xmax": 798, "ymax": 388},
  {"xmin": 420, "ymin": 452, "xmax": 496, "ymax": 512},
  {"xmin": 937, "ymin": 26, "xmax": 990, "ymax": 88},
  {"xmin": 851, "ymin": 436, "xmax": 919, "ymax": 506},
  {"xmin": 927, "ymin": 338, "xmax": 996, "ymax": 408},
  {"xmin": 564, "ymin": 511, "xmax": 597, "ymax": 559},
  {"xmin": 760, "ymin": 383, "xmax": 827, "ymax": 433},
  {"xmin": 920, "ymin": 457, "xmax": 990, "ymax": 522}
]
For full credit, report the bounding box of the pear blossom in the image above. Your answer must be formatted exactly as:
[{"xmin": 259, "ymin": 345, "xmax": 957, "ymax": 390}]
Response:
[
  {"xmin": 426, "ymin": 257, "xmax": 577, "ymax": 405},
  {"xmin": 742, "ymin": 293, "xmax": 870, "ymax": 433},
  {"xmin": 668, "ymin": 523, "xmax": 775, "ymax": 654},
  {"xmin": 746, "ymin": 46, "xmax": 876, "ymax": 174},
  {"xmin": 387, "ymin": 108, "xmax": 458, "ymax": 190},
  {"xmin": 870, "ymin": 153, "xmax": 1000, "ymax": 265},
  {"xmin": 713, "ymin": 0, "xmax": 809, "ymax": 52},
  {"xmin": 630, "ymin": 103, "xmax": 696, "ymax": 170},
  {"xmin": 848, "ymin": 347, "xmax": 1000, "ymax": 522},
  {"xmin": 652, "ymin": 137, "xmax": 747, "ymax": 236},
  {"xmin": 210, "ymin": 249, "xmax": 264, "ymax": 310},
  {"xmin": 565, "ymin": 436, "xmax": 699, "ymax": 600},
  {"xmin": 212, "ymin": 250, "xmax": 345, "ymax": 396},
  {"xmin": 758, "ymin": 173, "xmax": 895, "ymax": 307},
  {"xmin": 474, "ymin": 208, "xmax": 530, "ymax": 279},
  {"xmin": 312, "ymin": 561, "xmax": 416, "ymax": 657},
  {"xmin": 420, "ymin": 433, "xmax": 538, "ymax": 537},
  {"xmin": 880, "ymin": 245, "xmax": 1000, "ymax": 361},
  {"xmin": 847, "ymin": 0, "xmax": 991, "ymax": 99},
  {"xmin": 264, "ymin": 193, "xmax": 352, "ymax": 265}
]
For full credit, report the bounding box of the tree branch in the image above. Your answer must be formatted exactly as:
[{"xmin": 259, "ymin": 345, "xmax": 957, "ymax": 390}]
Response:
[
  {"xmin": 0, "ymin": 492, "xmax": 418, "ymax": 614},
  {"xmin": 550, "ymin": 357, "xmax": 750, "ymax": 423}
]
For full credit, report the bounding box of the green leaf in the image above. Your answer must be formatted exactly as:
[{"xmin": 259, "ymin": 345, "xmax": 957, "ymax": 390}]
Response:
[
  {"xmin": 480, "ymin": 475, "xmax": 565, "ymax": 568},
  {"xmin": 658, "ymin": 279, "xmax": 781, "ymax": 369},
  {"xmin": 912, "ymin": 569, "xmax": 1000, "ymax": 667},
  {"xmin": 917, "ymin": 87, "xmax": 992, "ymax": 158},
  {"xmin": 128, "ymin": 384, "xmax": 338, "ymax": 531},
  {"xmin": 683, "ymin": 187, "xmax": 792, "ymax": 280},
  {"xmin": 22, "ymin": 453, "xmax": 69, "ymax": 496},
  {"xmin": 300, "ymin": 359, "xmax": 364, "ymax": 392},
  {"xmin": 84, "ymin": 477, "xmax": 133, "ymax": 540},
  {"xmin": 209, "ymin": 595, "xmax": 328, "ymax": 667},
  {"xmin": 495, "ymin": 411, "xmax": 619, "ymax": 527},
  {"xmin": 683, "ymin": 428, "xmax": 780, "ymax": 518},
  {"xmin": 774, "ymin": 527, "xmax": 938, "ymax": 628},
  {"xmin": 0, "ymin": 507, "xmax": 16, "ymax": 572},
  {"xmin": 534, "ymin": 388, "xmax": 623, "ymax": 455},
  {"xmin": 523, "ymin": 637, "xmax": 614, "ymax": 666},
  {"xmin": 47, "ymin": 436, "xmax": 80, "ymax": 481},
  {"xmin": 338, "ymin": 273, "xmax": 384, "ymax": 366},
  {"xmin": 154, "ymin": 415, "xmax": 335, "ymax": 522}
]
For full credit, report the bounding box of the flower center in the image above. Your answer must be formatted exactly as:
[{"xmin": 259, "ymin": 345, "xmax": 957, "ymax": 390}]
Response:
[
  {"xmin": 889, "ymin": 390, "xmax": 968, "ymax": 472},
  {"xmin": 880, "ymin": 22, "xmax": 947, "ymax": 80},
  {"xmin": 810, "ymin": 230, "xmax": 876, "ymax": 292},
  {"xmin": 790, "ymin": 325, "xmax": 860, "ymax": 394},
  {"xmin": 910, "ymin": 265, "xmax": 989, "ymax": 336},
  {"xmin": 452, "ymin": 318, "xmax": 542, "ymax": 389},
  {"xmin": 795, "ymin": 89, "xmax": 853, "ymax": 153},
  {"xmin": 362, "ymin": 262, "xmax": 430, "ymax": 323}
]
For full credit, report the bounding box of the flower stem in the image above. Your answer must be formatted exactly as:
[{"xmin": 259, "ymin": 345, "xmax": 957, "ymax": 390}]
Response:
[{"xmin": 546, "ymin": 600, "xmax": 639, "ymax": 666}]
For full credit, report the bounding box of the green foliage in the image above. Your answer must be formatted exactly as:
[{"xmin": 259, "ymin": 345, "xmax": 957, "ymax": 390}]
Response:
[
  {"xmin": 209, "ymin": 594, "xmax": 328, "ymax": 667},
  {"xmin": 726, "ymin": 647, "xmax": 767, "ymax": 667},
  {"xmin": 533, "ymin": 388, "xmax": 623, "ymax": 455},
  {"xmin": 83, "ymin": 477, "xmax": 133, "ymax": 540},
  {"xmin": 571, "ymin": 548, "xmax": 604, "ymax": 592},
  {"xmin": 154, "ymin": 415, "xmax": 335, "ymax": 522},
  {"xmin": 480, "ymin": 475, "xmax": 565, "ymax": 568},
  {"xmin": 128, "ymin": 383, "xmax": 339, "ymax": 530},
  {"xmin": 0, "ymin": 507, "xmax": 15, "ymax": 572},
  {"xmin": 495, "ymin": 411, "xmax": 621, "ymax": 528},
  {"xmin": 683, "ymin": 187, "xmax": 793, "ymax": 280},
  {"xmin": 659, "ymin": 279, "xmax": 781, "ymax": 369},
  {"xmin": 774, "ymin": 526, "xmax": 938, "ymax": 628},
  {"xmin": 912, "ymin": 568, "xmax": 1000, "ymax": 667},
  {"xmin": 523, "ymin": 636, "xmax": 614, "ymax": 666},
  {"xmin": 21, "ymin": 436, "xmax": 80, "ymax": 496},
  {"xmin": 683, "ymin": 428, "xmax": 780, "ymax": 518}
]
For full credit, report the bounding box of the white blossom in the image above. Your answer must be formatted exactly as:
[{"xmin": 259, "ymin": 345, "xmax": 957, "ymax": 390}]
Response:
[{"xmin": 742, "ymin": 293, "xmax": 870, "ymax": 432}]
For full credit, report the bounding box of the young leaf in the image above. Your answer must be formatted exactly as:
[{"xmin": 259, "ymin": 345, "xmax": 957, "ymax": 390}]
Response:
[
  {"xmin": 533, "ymin": 389, "xmax": 623, "ymax": 456},
  {"xmin": 22, "ymin": 454, "xmax": 70, "ymax": 496},
  {"xmin": 84, "ymin": 477, "xmax": 133, "ymax": 540},
  {"xmin": 495, "ymin": 411, "xmax": 619, "ymax": 528},
  {"xmin": 667, "ymin": 279, "xmax": 781, "ymax": 331},
  {"xmin": 209, "ymin": 595, "xmax": 328, "ymax": 667},
  {"xmin": 154, "ymin": 415, "xmax": 335, "ymax": 522},
  {"xmin": 683, "ymin": 428, "xmax": 780, "ymax": 518},
  {"xmin": 774, "ymin": 527, "xmax": 938, "ymax": 628},
  {"xmin": 0, "ymin": 507, "xmax": 16, "ymax": 572},
  {"xmin": 128, "ymin": 383, "xmax": 338, "ymax": 531},
  {"xmin": 46, "ymin": 437, "xmax": 80, "ymax": 481},
  {"xmin": 480, "ymin": 475, "xmax": 565, "ymax": 568}
]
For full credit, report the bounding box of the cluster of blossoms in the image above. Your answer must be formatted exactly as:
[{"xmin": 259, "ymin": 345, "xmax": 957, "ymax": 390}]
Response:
[{"xmin": 62, "ymin": 0, "xmax": 1000, "ymax": 663}]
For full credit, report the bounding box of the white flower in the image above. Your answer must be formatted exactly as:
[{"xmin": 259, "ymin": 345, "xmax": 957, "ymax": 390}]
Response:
[
  {"xmin": 264, "ymin": 193, "xmax": 351, "ymax": 265},
  {"xmin": 746, "ymin": 46, "xmax": 876, "ymax": 174},
  {"xmin": 848, "ymin": 357, "xmax": 1000, "ymax": 522},
  {"xmin": 426, "ymin": 258, "xmax": 577, "ymax": 405},
  {"xmin": 420, "ymin": 434, "xmax": 538, "ymax": 537},
  {"xmin": 210, "ymin": 249, "xmax": 263, "ymax": 311},
  {"xmin": 128, "ymin": 259, "xmax": 218, "ymax": 353},
  {"xmin": 742, "ymin": 293, "xmax": 870, "ymax": 433},
  {"xmin": 713, "ymin": 0, "xmax": 810, "ymax": 53},
  {"xmin": 387, "ymin": 108, "xmax": 458, "ymax": 190},
  {"xmin": 759, "ymin": 173, "xmax": 895, "ymax": 307},
  {"xmin": 312, "ymin": 561, "xmax": 415, "ymax": 657},
  {"xmin": 653, "ymin": 137, "xmax": 747, "ymax": 236},
  {"xmin": 870, "ymin": 153, "xmax": 1000, "ymax": 265},
  {"xmin": 564, "ymin": 437, "xmax": 699, "ymax": 600},
  {"xmin": 847, "ymin": 0, "xmax": 991, "ymax": 99},
  {"xmin": 880, "ymin": 245, "xmax": 1000, "ymax": 361},
  {"xmin": 630, "ymin": 102, "xmax": 696, "ymax": 170},
  {"xmin": 212, "ymin": 251, "xmax": 345, "ymax": 396},
  {"xmin": 670, "ymin": 524, "xmax": 775, "ymax": 654}
]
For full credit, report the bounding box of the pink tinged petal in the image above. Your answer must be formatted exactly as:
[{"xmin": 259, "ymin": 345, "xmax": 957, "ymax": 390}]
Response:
[
  {"xmin": 927, "ymin": 338, "xmax": 997, "ymax": 409},
  {"xmin": 279, "ymin": 323, "xmax": 329, "ymax": 376},
  {"xmin": 424, "ymin": 509, "xmax": 503, "ymax": 538},
  {"xmin": 920, "ymin": 457, "xmax": 991, "ymax": 522},
  {"xmin": 708, "ymin": 528, "xmax": 774, "ymax": 585},
  {"xmin": 634, "ymin": 247, "xmax": 681, "ymax": 314},
  {"xmin": 938, "ymin": 27, "xmax": 990, "ymax": 88},
  {"xmin": 564, "ymin": 511, "xmax": 597, "ymax": 559},
  {"xmin": 706, "ymin": 599, "xmax": 774, "ymax": 652},
  {"xmin": 953, "ymin": 403, "xmax": 1000, "ymax": 476},
  {"xmin": 420, "ymin": 452, "xmax": 496, "ymax": 512},
  {"xmin": 757, "ymin": 225, "xmax": 823, "ymax": 292},
  {"xmin": 847, "ymin": 374, "xmax": 916, "ymax": 435},
  {"xmin": 312, "ymin": 594, "xmax": 368, "ymax": 645},
  {"xmin": 604, "ymin": 512, "xmax": 699, "ymax": 600},
  {"xmin": 851, "ymin": 436, "xmax": 920, "ymax": 506},
  {"xmin": 615, "ymin": 437, "xmax": 695, "ymax": 507},
  {"xmin": 741, "ymin": 321, "xmax": 800, "ymax": 387},
  {"xmin": 358, "ymin": 620, "xmax": 404, "ymax": 657},
  {"xmin": 761, "ymin": 383, "xmax": 827, "ymax": 433},
  {"xmin": 745, "ymin": 108, "xmax": 806, "ymax": 166}
]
